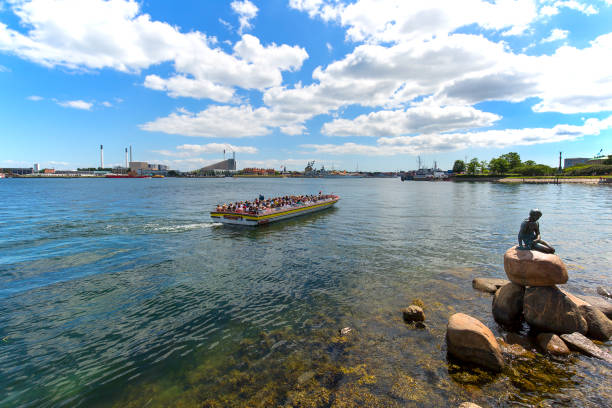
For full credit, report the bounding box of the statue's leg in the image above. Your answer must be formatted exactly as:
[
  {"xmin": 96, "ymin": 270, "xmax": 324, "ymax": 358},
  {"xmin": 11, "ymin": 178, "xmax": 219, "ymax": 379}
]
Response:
[
  {"xmin": 533, "ymin": 242, "xmax": 554, "ymax": 254},
  {"xmin": 537, "ymin": 239, "xmax": 555, "ymax": 254}
]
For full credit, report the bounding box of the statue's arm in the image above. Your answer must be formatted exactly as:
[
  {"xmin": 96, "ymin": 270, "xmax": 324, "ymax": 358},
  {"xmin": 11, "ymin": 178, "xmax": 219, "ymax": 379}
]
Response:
[
  {"xmin": 518, "ymin": 221, "xmax": 526, "ymax": 246},
  {"xmin": 534, "ymin": 223, "xmax": 541, "ymax": 242}
]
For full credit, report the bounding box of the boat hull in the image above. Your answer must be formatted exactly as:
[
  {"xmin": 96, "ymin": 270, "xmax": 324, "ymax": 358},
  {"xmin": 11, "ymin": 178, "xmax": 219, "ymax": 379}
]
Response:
[{"xmin": 211, "ymin": 197, "xmax": 339, "ymax": 226}]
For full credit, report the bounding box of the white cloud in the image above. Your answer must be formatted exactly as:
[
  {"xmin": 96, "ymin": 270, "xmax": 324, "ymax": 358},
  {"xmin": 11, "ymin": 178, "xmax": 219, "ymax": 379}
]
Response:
[
  {"xmin": 533, "ymin": 33, "xmax": 612, "ymax": 113},
  {"xmin": 177, "ymin": 143, "xmax": 258, "ymax": 155},
  {"xmin": 57, "ymin": 100, "xmax": 92, "ymax": 110},
  {"xmin": 101, "ymin": 101, "xmax": 112, "ymax": 107},
  {"xmin": 140, "ymin": 105, "xmax": 309, "ymax": 138},
  {"xmin": 48, "ymin": 160, "xmax": 69, "ymax": 166},
  {"xmin": 264, "ymin": 34, "xmax": 512, "ymax": 115},
  {"xmin": 539, "ymin": 1, "xmax": 598, "ymax": 17},
  {"xmin": 231, "ymin": 0, "xmax": 258, "ymax": 34},
  {"xmin": 290, "ymin": 0, "xmax": 539, "ymax": 42},
  {"xmin": 0, "ymin": 64, "xmax": 9, "ymax": 72},
  {"xmin": 322, "ymin": 105, "xmax": 500, "ymax": 137},
  {"xmin": 303, "ymin": 115, "xmax": 612, "ymax": 156},
  {"xmin": 27, "ymin": 95, "xmax": 43, "ymax": 101},
  {"xmin": 326, "ymin": 42, "xmax": 332, "ymax": 52},
  {"xmin": 541, "ymin": 28, "xmax": 569, "ymax": 43},
  {"xmin": 0, "ymin": 0, "xmax": 307, "ymax": 102}
]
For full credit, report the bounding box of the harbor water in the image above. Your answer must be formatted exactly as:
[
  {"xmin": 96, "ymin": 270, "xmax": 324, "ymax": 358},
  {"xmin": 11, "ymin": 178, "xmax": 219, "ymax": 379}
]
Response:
[{"xmin": 1, "ymin": 178, "xmax": 611, "ymax": 407}]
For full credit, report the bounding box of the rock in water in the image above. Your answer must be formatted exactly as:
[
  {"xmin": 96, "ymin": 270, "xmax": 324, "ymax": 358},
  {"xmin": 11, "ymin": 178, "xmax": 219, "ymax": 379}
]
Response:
[
  {"xmin": 560, "ymin": 332, "xmax": 612, "ymax": 363},
  {"xmin": 458, "ymin": 403, "xmax": 483, "ymax": 408},
  {"xmin": 472, "ymin": 278, "xmax": 510, "ymax": 294},
  {"xmin": 579, "ymin": 295, "xmax": 612, "ymax": 319},
  {"xmin": 446, "ymin": 313, "xmax": 504, "ymax": 372},
  {"xmin": 562, "ymin": 290, "xmax": 612, "ymax": 341},
  {"xmin": 523, "ymin": 286, "xmax": 587, "ymax": 335},
  {"xmin": 597, "ymin": 286, "xmax": 612, "ymax": 299},
  {"xmin": 536, "ymin": 333, "xmax": 570, "ymax": 356},
  {"xmin": 492, "ymin": 283, "xmax": 524, "ymax": 327},
  {"xmin": 579, "ymin": 305, "xmax": 612, "ymax": 341},
  {"xmin": 402, "ymin": 305, "xmax": 425, "ymax": 323},
  {"xmin": 503, "ymin": 246, "xmax": 568, "ymax": 286}
]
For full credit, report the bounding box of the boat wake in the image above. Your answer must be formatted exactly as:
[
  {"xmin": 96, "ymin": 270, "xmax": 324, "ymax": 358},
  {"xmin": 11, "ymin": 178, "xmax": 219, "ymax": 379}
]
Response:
[{"xmin": 145, "ymin": 222, "xmax": 223, "ymax": 233}]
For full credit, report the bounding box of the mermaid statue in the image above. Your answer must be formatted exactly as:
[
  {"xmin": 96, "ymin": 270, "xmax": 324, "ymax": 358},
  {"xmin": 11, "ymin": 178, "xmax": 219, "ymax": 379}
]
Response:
[{"xmin": 518, "ymin": 209, "xmax": 555, "ymax": 254}]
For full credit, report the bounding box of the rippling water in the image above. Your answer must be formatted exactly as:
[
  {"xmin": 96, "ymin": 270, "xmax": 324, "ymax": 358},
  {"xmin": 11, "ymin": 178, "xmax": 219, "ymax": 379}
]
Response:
[{"xmin": 1, "ymin": 178, "xmax": 611, "ymax": 407}]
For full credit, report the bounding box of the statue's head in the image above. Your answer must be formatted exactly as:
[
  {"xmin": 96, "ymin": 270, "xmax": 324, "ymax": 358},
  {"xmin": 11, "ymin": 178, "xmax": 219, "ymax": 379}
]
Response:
[{"xmin": 529, "ymin": 208, "xmax": 542, "ymax": 220}]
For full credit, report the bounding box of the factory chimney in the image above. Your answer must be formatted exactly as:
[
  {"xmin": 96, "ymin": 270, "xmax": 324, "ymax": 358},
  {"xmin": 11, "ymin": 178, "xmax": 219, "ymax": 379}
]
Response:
[
  {"xmin": 100, "ymin": 144, "xmax": 104, "ymax": 169},
  {"xmin": 125, "ymin": 148, "xmax": 129, "ymax": 169}
]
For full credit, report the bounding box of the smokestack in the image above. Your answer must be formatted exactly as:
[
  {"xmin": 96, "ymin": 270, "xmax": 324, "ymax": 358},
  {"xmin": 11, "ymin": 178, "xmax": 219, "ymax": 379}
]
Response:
[
  {"xmin": 125, "ymin": 148, "xmax": 128, "ymax": 169},
  {"xmin": 100, "ymin": 144, "xmax": 104, "ymax": 169},
  {"xmin": 129, "ymin": 145, "xmax": 132, "ymax": 162}
]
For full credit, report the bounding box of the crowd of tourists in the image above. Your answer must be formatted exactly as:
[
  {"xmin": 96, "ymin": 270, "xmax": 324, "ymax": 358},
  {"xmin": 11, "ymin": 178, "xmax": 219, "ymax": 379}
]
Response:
[{"xmin": 215, "ymin": 193, "xmax": 335, "ymax": 215}]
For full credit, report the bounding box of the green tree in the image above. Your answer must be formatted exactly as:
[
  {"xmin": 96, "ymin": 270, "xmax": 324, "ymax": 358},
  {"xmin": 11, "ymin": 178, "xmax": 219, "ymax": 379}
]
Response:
[
  {"xmin": 500, "ymin": 152, "xmax": 521, "ymax": 169},
  {"xmin": 479, "ymin": 160, "xmax": 488, "ymax": 174},
  {"xmin": 489, "ymin": 157, "xmax": 510, "ymax": 174},
  {"xmin": 452, "ymin": 160, "xmax": 466, "ymax": 173},
  {"xmin": 523, "ymin": 160, "xmax": 536, "ymax": 166},
  {"xmin": 467, "ymin": 158, "xmax": 479, "ymax": 175},
  {"xmin": 604, "ymin": 155, "xmax": 612, "ymax": 165}
]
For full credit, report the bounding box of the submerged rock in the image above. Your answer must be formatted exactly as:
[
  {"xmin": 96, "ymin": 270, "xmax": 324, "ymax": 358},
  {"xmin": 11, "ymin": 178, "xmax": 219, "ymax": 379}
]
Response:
[
  {"xmin": 339, "ymin": 327, "xmax": 352, "ymax": 336},
  {"xmin": 472, "ymin": 277, "xmax": 509, "ymax": 294},
  {"xmin": 597, "ymin": 286, "xmax": 612, "ymax": 299},
  {"xmin": 503, "ymin": 246, "xmax": 568, "ymax": 286},
  {"xmin": 523, "ymin": 286, "xmax": 587, "ymax": 335},
  {"xmin": 579, "ymin": 295, "xmax": 612, "ymax": 319},
  {"xmin": 498, "ymin": 340, "xmax": 534, "ymax": 359},
  {"xmin": 504, "ymin": 333, "xmax": 535, "ymax": 351},
  {"xmin": 492, "ymin": 282, "xmax": 524, "ymax": 327},
  {"xmin": 560, "ymin": 332, "xmax": 612, "ymax": 363},
  {"xmin": 446, "ymin": 313, "xmax": 504, "ymax": 372},
  {"xmin": 536, "ymin": 333, "xmax": 571, "ymax": 356},
  {"xmin": 402, "ymin": 305, "xmax": 425, "ymax": 323}
]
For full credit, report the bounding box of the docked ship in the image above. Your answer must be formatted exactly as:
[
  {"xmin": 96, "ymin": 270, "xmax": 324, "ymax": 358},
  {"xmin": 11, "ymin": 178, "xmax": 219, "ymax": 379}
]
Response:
[
  {"xmin": 105, "ymin": 174, "xmax": 150, "ymax": 178},
  {"xmin": 211, "ymin": 195, "xmax": 340, "ymax": 226}
]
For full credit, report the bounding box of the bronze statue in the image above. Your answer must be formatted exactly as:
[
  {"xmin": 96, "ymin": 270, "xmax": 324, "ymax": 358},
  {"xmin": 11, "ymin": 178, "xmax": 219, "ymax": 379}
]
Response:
[{"xmin": 518, "ymin": 209, "xmax": 555, "ymax": 253}]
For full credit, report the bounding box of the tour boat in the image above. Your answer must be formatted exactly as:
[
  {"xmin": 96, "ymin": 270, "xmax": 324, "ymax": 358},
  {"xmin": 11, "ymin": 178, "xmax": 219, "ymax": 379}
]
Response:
[{"xmin": 211, "ymin": 195, "xmax": 340, "ymax": 226}]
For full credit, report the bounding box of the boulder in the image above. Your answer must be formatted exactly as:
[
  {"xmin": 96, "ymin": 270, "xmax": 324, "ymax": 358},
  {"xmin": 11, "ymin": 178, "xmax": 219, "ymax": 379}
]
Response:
[
  {"xmin": 578, "ymin": 295, "xmax": 612, "ymax": 319},
  {"xmin": 536, "ymin": 333, "xmax": 570, "ymax": 356},
  {"xmin": 597, "ymin": 286, "xmax": 611, "ymax": 299},
  {"xmin": 402, "ymin": 305, "xmax": 425, "ymax": 323},
  {"xmin": 503, "ymin": 246, "xmax": 568, "ymax": 286},
  {"xmin": 579, "ymin": 305, "xmax": 612, "ymax": 341},
  {"xmin": 523, "ymin": 286, "xmax": 587, "ymax": 335},
  {"xmin": 458, "ymin": 403, "xmax": 482, "ymax": 408},
  {"xmin": 560, "ymin": 332, "xmax": 612, "ymax": 363},
  {"xmin": 562, "ymin": 291, "xmax": 612, "ymax": 341},
  {"xmin": 446, "ymin": 313, "xmax": 504, "ymax": 372},
  {"xmin": 492, "ymin": 283, "xmax": 524, "ymax": 327},
  {"xmin": 472, "ymin": 277, "xmax": 510, "ymax": 294}
]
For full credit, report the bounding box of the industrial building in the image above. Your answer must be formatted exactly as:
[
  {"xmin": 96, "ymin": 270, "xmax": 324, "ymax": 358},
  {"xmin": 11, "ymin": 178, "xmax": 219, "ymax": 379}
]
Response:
[
  {"xmin": 564, "ymin": 158, "xmax": 590, "ymax": 168},
  {"xmin": 199, "ymin": 154, "xmax": 237, "ymax": 175},
  {"xmin": 0, "ymin": 167, "xmax": 33, "ymax": 175}
]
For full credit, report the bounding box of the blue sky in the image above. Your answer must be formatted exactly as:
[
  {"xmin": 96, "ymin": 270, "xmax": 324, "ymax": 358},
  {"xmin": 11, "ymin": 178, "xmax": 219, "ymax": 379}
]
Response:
[{"xmin": 1, "ymin": 0, "xmax": 611, "ymax": 171}]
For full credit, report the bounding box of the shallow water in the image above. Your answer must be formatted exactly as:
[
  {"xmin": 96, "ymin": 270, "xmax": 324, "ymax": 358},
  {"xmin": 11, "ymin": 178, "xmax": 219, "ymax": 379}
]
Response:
[{"xmin": 0, "ymin": 178, "xmax": 610, "ymax": 407}]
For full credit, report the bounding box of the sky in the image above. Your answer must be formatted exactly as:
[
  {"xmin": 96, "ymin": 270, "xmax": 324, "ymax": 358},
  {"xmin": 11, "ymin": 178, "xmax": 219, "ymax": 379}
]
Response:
[{"xmin": 1, "ymin": 0, "xmax": 612, "ymax": 172}]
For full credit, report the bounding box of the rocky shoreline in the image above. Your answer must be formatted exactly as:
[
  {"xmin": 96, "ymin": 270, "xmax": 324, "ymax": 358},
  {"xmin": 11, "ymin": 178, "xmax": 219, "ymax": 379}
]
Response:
[{"xmin": 428, "ymin": 246, "xmax": 612, "ymax": 407}]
